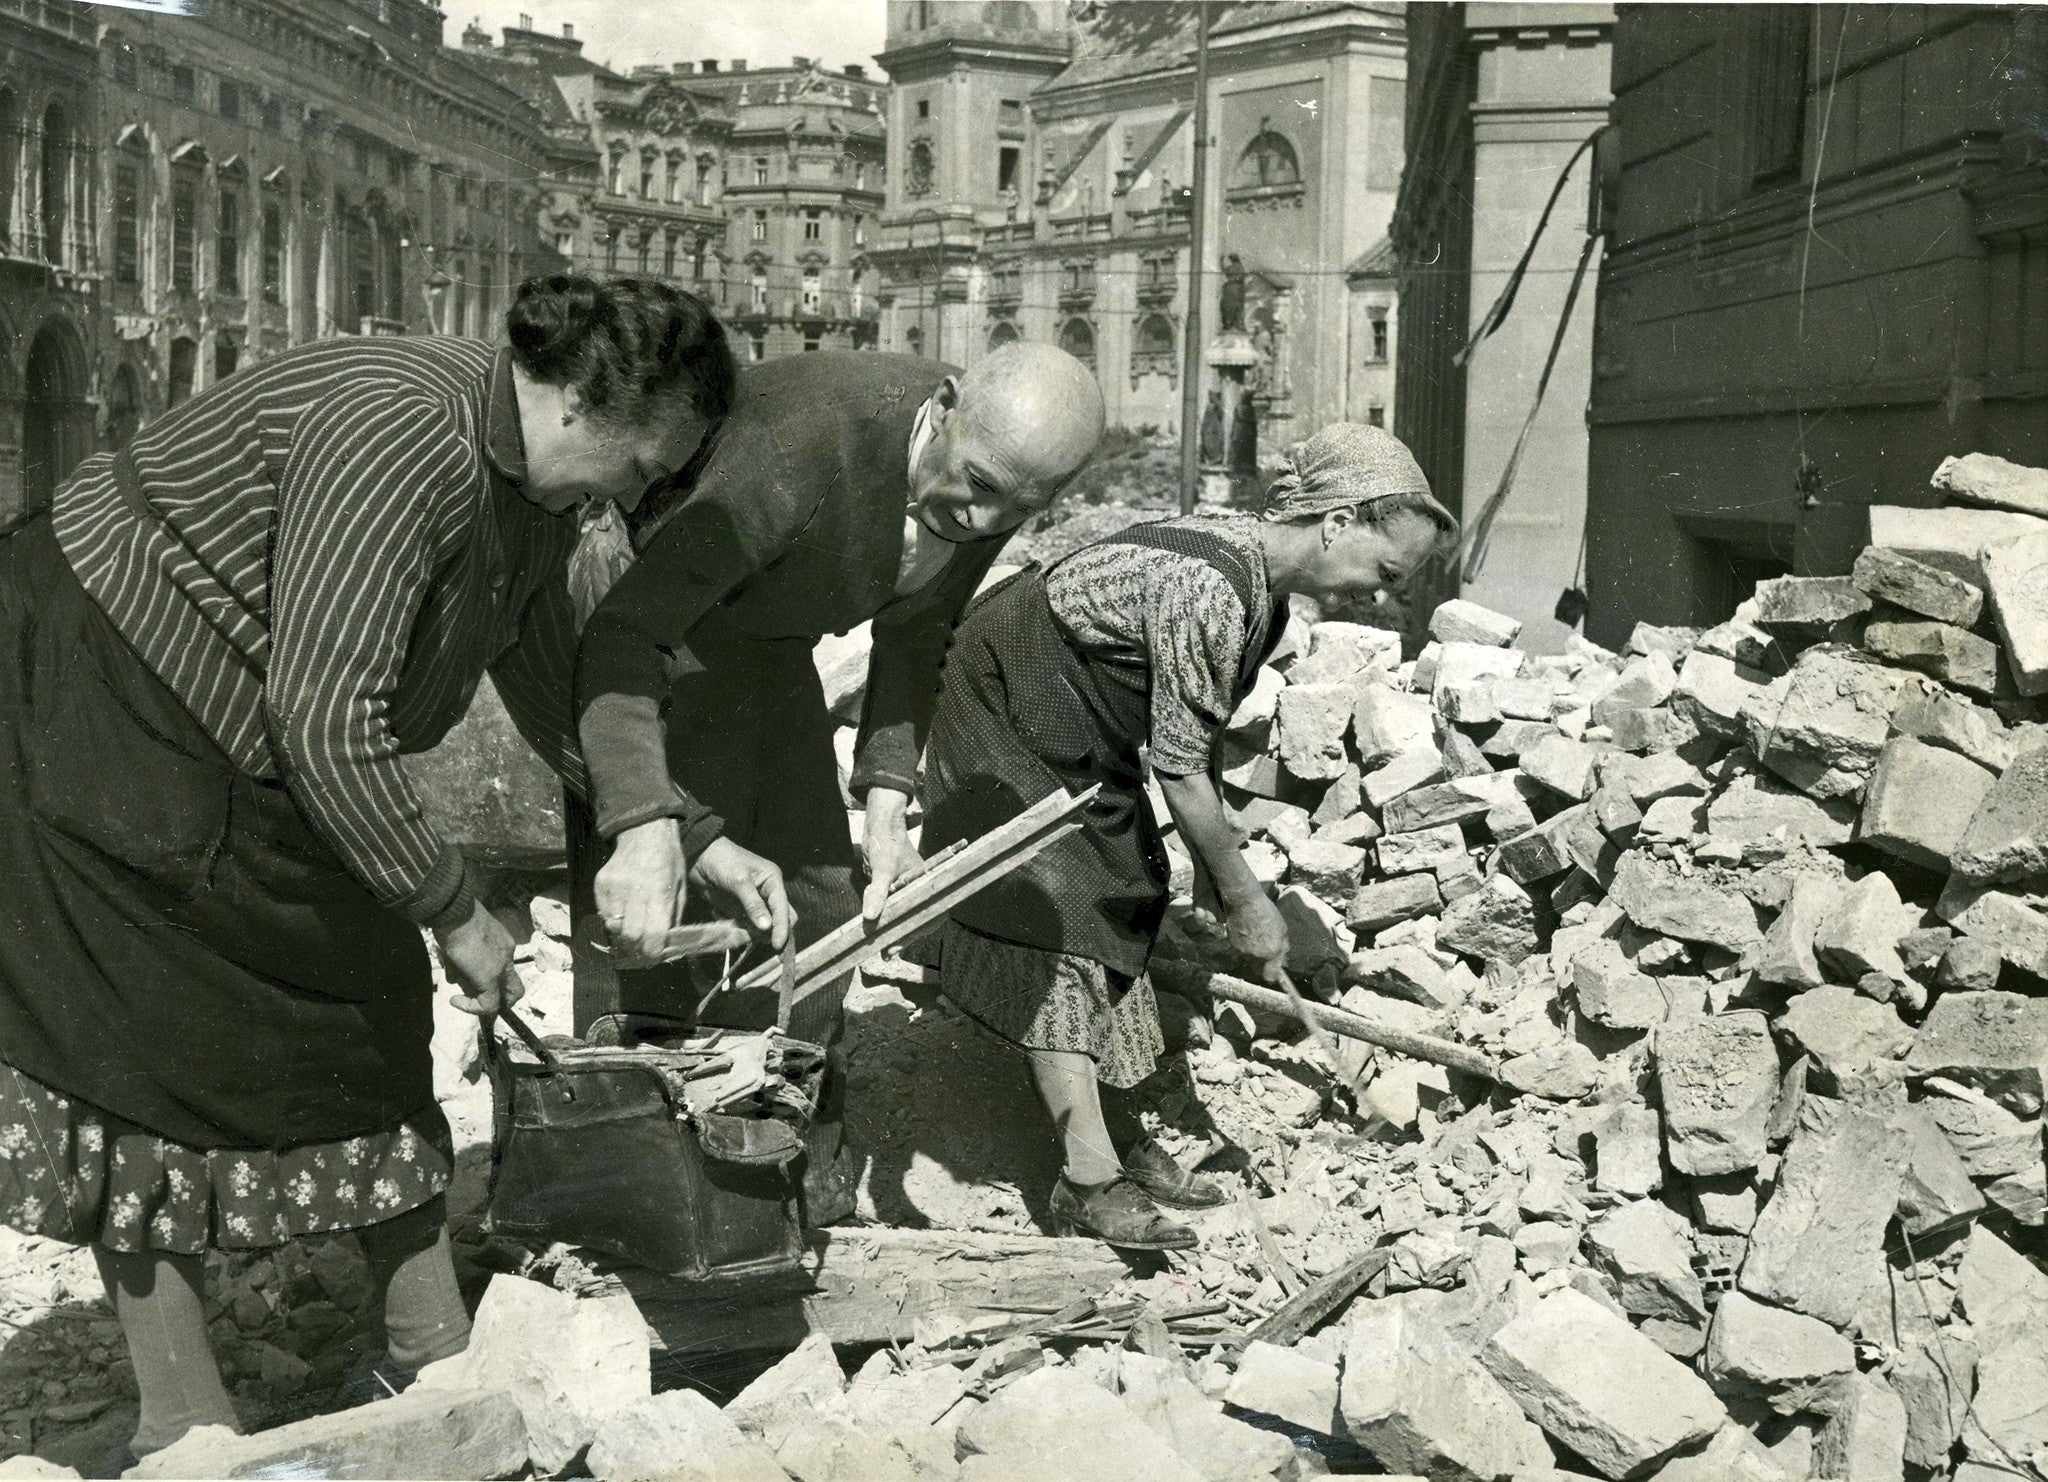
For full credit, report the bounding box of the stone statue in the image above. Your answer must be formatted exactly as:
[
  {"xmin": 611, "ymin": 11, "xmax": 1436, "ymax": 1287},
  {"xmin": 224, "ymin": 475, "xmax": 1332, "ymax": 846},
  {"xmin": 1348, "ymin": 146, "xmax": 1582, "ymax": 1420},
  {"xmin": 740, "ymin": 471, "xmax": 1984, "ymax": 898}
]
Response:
[
  {"xmin": 1219, "ymin": 253, "xmax": 1246, "ymax": 332},
  {"xmin": 1198, "ymin": 386, "xmax": 1226, "ymax": 466},
  {"xmin": 1227, "ymin": 383, "xmax": 1258, "ymax": 473}
]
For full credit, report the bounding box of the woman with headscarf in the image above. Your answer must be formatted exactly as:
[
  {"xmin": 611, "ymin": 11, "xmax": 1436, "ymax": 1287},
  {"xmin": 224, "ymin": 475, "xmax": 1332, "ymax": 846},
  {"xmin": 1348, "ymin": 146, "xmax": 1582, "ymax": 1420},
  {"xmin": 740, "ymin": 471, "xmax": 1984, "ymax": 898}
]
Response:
[
  {"xmin": 918, "ymin": 423, "xmax": 1457, "ymax": 1249},
  {"xmin": 0, "ymin": 274, "xmax": 739, "ymax": 1460}
]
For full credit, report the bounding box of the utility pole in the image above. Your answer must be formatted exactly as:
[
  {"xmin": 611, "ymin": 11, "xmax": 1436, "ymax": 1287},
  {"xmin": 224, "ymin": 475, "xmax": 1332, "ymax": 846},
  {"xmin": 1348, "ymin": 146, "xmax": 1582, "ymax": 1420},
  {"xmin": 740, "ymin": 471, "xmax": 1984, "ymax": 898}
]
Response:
[{"xmin": 1178, "ymin": 1, "xmax": 1214, "ymax": 515}]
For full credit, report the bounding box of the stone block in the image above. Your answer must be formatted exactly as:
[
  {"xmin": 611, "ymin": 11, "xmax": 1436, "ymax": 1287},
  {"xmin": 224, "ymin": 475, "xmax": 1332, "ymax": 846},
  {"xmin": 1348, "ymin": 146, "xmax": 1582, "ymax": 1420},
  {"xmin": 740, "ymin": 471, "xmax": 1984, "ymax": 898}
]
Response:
[
  {"xmin": 1487, "ymin": 719, "xmax": 1567, "ymax": 759},
  {"xmin": 1347, "ymin": 944, "xmax": 1457, "ymax": 1010},
  {"xmin": 1591, "ymin": 1104, "xmax": 1663, "ymax": 1197},
  {"xmin": 1983, "ymin": 526, "xmax": 2048, "ymax": 697},
  {"xmin": 1115, "ymin": 1351, "xmax": 1296, "ymax": 1482},
  {"xmin": 958, "ymin": 1365, "xmax": 1202, "ymax": 1482},
  {"xmin": 1813, "ymin": 871, "xmax": 1915, "ymax": 991},
  {"xmin": 1572, "ymin": 939, "xmax": 1669, "ymax": 1032},
  {"xmin": 725, "ymin": 1331, "xmax": 847, "ymax": 1445},
  {"xmin": 1627, "ymin": 623, "xmax": 1701, "ymax": 662},
  {"xmin": 1431, "ymin": 598, "xmax": 1523, "ymax": 648},
  {"xmin": 1589, "ymin": 784, "xmax": 1644, "ymax": 840},
  {"xmin": 770, "ymin": 1414, "xmax": 920, "ymax": 1482},
  {"xmin": 1706, "ymin": 775, "xmax": 1852, "ymax": 856},
  {"xmin": 1590, "ymin": 651, "xmax": 1679, "ymax": 728},
  {"xmin": 1812, "ymin": 1372, "xmax": 1908, "ymax": 1482},
  {"xmin": 1656, "ymin": 1012, "xmax": 1781, "ymax": 1177},
  {"xmin": 1702, "ymin": 1290, "xmax": 1855, "ymax": 1415},
  {"xmin": 1383, "ymin": 771, "xmax": 1533, "ymax": 835},
  {"xmin": 1892, "ymin": 1334, "xmax": 1976, "ymax": 1471},
  {"xmin": 1775, "ymin": 986, "xmax": 1911, "ymax": 1085},
  {"xmin": 1284, "ymin": 837, "xmax": 1367, "ymax": 898},
  {"xmin": 415, "ymin": 1273, "xmax": 648, "ymax": 1475},
  {"xmin": 1865, "ymin": 617, "xmax": 2002, "ymax": 697},
  {"xmin": 1957, "ymin": 1226, "xmax": 2048, "ymax": 1475},
  {"xmin": 1289, "ymin": 621, "xmax": 1402, "ymax": 687},
  {"xmin": 1277, "ymin": 885, "xmax": 1353, "ymax": 983},
  {"xmin": 1501, "ymin": 1041, "xmax": 1600, "ymax": 1101},
  {"xmin": 1751, "ymin": 575, "xmax": 1872, "ymax": 633},
  {"xmin": 1356, "ymin": 686, "xmax": 1439, "ymax": 768},
  {"xmin": 1438, "ymin": 875, "xmax": 1539, "ymax": 967},
  {"xmin": 1852, "ymin": 546, "xmax": 1986, "ymax": 627},
  {"xmin": 1937, "ymin": 877, "xmax": 2048, "ymax": 979},
  {"xmin": 1606, "ymin": 751, "xmax": 1708, "ymax": 806},
  {"xmin": 1480, "ymin": 1288, "xmax": 1726, "ymax": 1479},
  {"xmin": 1346, "ymin": 874, "xmax": 1443, "ymax": 935},
  {"xmin": 1377, "ymin": 824, "xmax": 1468, "ymax": 875},
  {"xmin": 1858, "ymin": 735, "xmax": 1998, "ymax": 871},
  {"xmin": 1521, "ymin": 735, "xmax": 1601, "ymax": 801},
  {"xmin": 1218, "ymin": 738, "xmax": 1291, "ymax": 800},
  {"xmin": 1497, "ymin": 809, "xmax": 1583, "ymax": 887},
  {"xmin": 1606, "ymin": 706, "xmax": 1703, "ymax": 754},
  {"xmin": 1493, "ymin": 676, "xmax": 1572, "ymax": 721},
  {"xmin": 1311, "ymin": 764, "xmax": 1363, "ymax": 828},
  {"xmin": 1435, "ymin": 641, "xmax": 1524, "ymax": 699},
  {"xmin": 1366, "ymin": 747, "xmax": 1449, "ymax": 808},
  {"xmin": 1893, "ymin": 1102, "xmax": 1987, "ymax": 1236},
  {"xmin": 1868, "ymin": 503, "xmax": 2046, "ymax": 584},
  {"xmin": 1276, "ymin": 683, "xmax": 1356, "ymax": 782},
  {"xmin": 1609, "ymin": 852, "xmax": 1762, "ymax": 954},
  {"xmin": 1754, "ymin": 875, "xmax": 1835, "ymax": 990},
  {"xmin": 1905, "ymin": 989, "xmax": 2048, "ymax": 1116},
  {"xmin": 1739, "ymin": 1096, "xmax": 1913, "ymax": 1329},
  {"xmin": 1741, "ymin": 649, "xmax": 1911, "ymax": 801},
  {"xmin": 1637, "ymin": 794, "xmax": 1709, "ymax": 845},
  {"xmin": 1442, "ymin": 726, "xmax": 1496, "ymax": 778},
  {"xmin": 1695, "ymin": 617, "xmax": 1781, "ymax": 671},
  {"xmin": 130, "ymin": 1391, "xmax": 528, "ymax": 1481},
  {"xmin": 1671, "ymin": 650, "xmax": 1769, "ymax": 736},
  {"xmin": 1693, "ymin": 1173, "xmax": 1758, "ymax": 1234},
  {"xmin": 1583, "ymin": 1200, "xmax": 1706, "ymax": 1323},
  {"xmin": 1955, "ymin": 742, "xmax": 2048, "ymax": 883},
  {"xmin": 1932, "ymin": 450, "xmax": 2048, "ymax": 517},
  {"xmin": 1922, "ymin": 1093, "xmax": 2041, "ymax": 1178},
  {"xmin": 1342, "ymin": 1298, "xmax": 1554, "ymax": 1481},
  {"xmin": 1226, "ymin": 664, "xmax": 1285, "ymax": 732},
  {"xmin": 1224, "ymin": 1340, "xmax": 1339, "ymax": 1436},
  {"xmin": 1890, "ymin": 682, "xmax": 2016, "ymax": 770},
  {"xmin": 1937, "ymin": 934, "xmax": 2006, "ymax": 991}
]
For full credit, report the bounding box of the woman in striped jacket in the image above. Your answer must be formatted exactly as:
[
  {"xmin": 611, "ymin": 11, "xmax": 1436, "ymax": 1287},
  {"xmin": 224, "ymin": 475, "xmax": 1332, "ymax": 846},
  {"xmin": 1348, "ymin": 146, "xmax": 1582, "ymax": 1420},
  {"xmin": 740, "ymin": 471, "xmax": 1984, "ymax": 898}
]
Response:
[{"xmin": 0, "ymin": 274, "xmax": 749, "ymax": 1459}]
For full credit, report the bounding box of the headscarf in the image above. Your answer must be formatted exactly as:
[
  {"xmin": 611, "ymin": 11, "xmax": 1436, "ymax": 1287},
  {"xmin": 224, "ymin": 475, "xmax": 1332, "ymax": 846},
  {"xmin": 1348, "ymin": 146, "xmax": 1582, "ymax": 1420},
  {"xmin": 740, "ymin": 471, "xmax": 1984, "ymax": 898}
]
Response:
[{"xmin": 1259, "ymin": 421, "xmax": 1452, "ymax": 529}]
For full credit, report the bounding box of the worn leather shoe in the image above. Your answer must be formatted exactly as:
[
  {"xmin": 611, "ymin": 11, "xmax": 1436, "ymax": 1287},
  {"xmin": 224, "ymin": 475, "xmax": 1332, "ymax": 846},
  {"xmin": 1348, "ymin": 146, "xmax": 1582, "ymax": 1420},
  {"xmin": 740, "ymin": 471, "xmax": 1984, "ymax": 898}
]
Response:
[
  {"xmin": 1120, "ymin": 1134, "xmax": 1230, "ymax": 1209},
  {"xmin": 1049, "ymin": 1175, "xmax": 1197, "ymax": 1251}
]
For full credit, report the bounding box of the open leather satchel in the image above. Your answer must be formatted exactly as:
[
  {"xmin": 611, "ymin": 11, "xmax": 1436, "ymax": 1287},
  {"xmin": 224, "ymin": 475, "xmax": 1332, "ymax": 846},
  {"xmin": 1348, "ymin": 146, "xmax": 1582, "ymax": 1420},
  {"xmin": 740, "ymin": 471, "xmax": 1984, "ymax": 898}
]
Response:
[{"xmin": 481, "ymin": 939, "xmax": 825, "ymax": 1280}]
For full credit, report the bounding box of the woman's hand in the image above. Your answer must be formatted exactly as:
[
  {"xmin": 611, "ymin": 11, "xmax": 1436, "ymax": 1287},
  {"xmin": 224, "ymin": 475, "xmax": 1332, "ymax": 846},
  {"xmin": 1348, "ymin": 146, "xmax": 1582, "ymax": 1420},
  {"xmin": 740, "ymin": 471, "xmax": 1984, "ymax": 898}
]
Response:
[
  {"xmin": 596, "ymin": 818, "xmax": 687, "ymax": 965},
  {"xmin": 689, "ymin": 838, "xmax": 793, "ymax": 950},
  {"xmin": 1224, "ymin": 891, "xmax": 1290, "ymax": 985},
  {"xmin": 861, "ymin": 788, "xmax": 927, "ymax": 923},
  {"xmin": 434, "ymin": 899, "xmax": 526, "ymax": 1016}
]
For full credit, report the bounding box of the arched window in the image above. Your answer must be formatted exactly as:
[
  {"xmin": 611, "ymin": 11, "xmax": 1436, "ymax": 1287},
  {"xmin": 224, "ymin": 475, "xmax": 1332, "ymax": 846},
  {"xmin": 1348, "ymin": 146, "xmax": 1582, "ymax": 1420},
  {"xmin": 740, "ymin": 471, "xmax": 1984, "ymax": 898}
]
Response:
[
  {"xmin": 1132, "ymin": 312, "xmax": 1176, "ymax": 382},
  {"xmin": 666, "ymin": 152, "xmax": 683, "ymax": 204},
  {"xmin": 112, "ymin": 129, "xmax": 151, "ymax": 286},
  {"xmin": 987, "ymin": 321, "xmax": 1020, "ymax": 351},
  {"xmin": 1058, "ymin": 317, "xmax": 1094, "ymax": 365},
  {"xmin": 850, "ymin": 263, "xmax": 866, "ymax": 318},
  {"xmin": 1232, "ymin": 129, "xmax": 1301, "ymax": 191},
  {"xmin": 639, "ymin": 148, "xmax": 657, "ymax": 200},
  {"xmin": 607, "ymin": 145, "xmax": 626, "ymax": 195},
  {"xmin": 906, "ymin": 140, "xmax": 934, "ymax": 198},
  {"xmin": 801, "ymin": 266, "xmax": 821, "ymax": 312},
  {"xmin": 167, "ymin": 336, "xmax": 198, "ymax": 407},
  {"xmin": 695, "ymin": 156, "xmax": 715, "ymax": 207},
  {"xmin": 750, "ymin": 266, "xmax": 767, "ymax": 311}
]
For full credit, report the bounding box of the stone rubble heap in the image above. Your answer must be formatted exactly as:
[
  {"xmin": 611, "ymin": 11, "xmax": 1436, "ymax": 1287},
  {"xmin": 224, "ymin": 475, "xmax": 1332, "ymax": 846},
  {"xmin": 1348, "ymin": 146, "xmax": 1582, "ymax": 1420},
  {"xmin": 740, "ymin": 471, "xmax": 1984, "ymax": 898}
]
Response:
[{"xmin": 1100, "ymin": 451, "xmax": 2048, "ymax": 1480}]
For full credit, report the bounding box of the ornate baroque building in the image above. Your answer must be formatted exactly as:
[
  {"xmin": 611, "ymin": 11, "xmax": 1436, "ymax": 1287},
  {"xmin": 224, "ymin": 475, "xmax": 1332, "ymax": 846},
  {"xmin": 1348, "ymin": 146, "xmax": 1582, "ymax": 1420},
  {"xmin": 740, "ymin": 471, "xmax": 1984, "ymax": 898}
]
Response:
[
  {"xmin": 871, "ymin": 1, "xmax": 1408, "ymax": 447},
  {"xmin": 461, "ymin": 21, "xmax": 887, "ymax": 360},
  {"xmin": 0, "ymin": 0, "xmax": 559, "ymax": 524}
]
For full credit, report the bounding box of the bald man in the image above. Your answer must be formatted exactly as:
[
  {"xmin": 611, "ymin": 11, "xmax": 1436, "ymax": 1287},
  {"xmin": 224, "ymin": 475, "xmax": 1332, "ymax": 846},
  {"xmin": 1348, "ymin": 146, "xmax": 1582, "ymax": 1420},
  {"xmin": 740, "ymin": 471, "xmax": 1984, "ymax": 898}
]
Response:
[{"xmin": 573, "ymin": 345, "xmax": 1104, "ymax": 1222}]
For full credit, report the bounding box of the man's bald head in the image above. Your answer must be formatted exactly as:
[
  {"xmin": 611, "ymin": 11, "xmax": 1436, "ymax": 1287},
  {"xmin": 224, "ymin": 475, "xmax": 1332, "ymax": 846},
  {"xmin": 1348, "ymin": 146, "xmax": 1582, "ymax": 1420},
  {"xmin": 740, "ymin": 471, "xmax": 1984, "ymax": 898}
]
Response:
[{"xmin": 908, "ymin": 342, "xmax": 1108, "ymax": 543}]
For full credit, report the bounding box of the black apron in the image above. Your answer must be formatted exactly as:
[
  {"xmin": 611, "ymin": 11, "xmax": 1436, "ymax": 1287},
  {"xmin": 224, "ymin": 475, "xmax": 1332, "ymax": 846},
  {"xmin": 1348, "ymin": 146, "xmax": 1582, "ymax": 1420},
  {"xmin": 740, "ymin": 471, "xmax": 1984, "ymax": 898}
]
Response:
[
  {"xmin": 0, "ymin": 512, "xmax": 434, "ymax": 1150},
  {"xmin": 920, "ymin": 523, "xmax": 1282, "ymax": 977}
]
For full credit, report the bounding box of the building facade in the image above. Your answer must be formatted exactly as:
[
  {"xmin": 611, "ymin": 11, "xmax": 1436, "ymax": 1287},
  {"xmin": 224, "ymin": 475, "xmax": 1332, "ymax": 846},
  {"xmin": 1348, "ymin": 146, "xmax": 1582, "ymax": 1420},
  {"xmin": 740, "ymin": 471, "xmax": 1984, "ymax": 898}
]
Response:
[
  {"xmin": 1582, "ymin": 4, "xmax": 2048, "ymax": 648},
  {"xmin": 460, "ymin": 22, "xmax": 889, "ymax": 360},
  {"xmin": 1392, "ymin": 2, "xmax": 1611, "ymax": 653},
  {"xmin": 1, "ymin": 0, "xmax": 560, "ymax": 524},
  {"xmin": 871, "ymin": 1, "xmax": 1408, "ymax": 447}
]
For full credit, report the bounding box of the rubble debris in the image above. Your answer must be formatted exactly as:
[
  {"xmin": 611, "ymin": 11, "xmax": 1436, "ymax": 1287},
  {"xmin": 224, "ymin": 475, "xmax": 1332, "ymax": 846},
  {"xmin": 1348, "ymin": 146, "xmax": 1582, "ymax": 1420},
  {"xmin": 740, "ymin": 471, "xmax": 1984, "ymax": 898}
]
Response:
[
  {"xmin": 1655, "ymin": 1013, "xmax": 1781, "ymax": 1176},
  {"xmin": 587, "ymin": 1390, "xmax": 791, "ymax": 1482},
  {"xmin": 1983, "ymin": 528, "xmax": 2048, "ymax": 697},
  {"xmin": 127, "ymin": 1390, "xmax": 528, "ymax": 1480},
  {"xmin": 1701, "ymin": 1291, "xmax": 1855, "ymax": 1415},
  {"xmin": 1481, "ymin": 1288, "xmax": 1727, "ymax": 1478}
]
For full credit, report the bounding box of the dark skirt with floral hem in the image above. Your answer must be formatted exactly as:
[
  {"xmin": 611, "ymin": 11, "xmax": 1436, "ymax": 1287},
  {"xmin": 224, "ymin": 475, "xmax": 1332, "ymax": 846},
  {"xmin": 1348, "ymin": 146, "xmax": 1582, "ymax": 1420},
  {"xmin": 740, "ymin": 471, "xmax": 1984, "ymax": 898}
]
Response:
[{"xmin": 0, "ymin": 1063, "xmax": 452, "ymax": 1256}]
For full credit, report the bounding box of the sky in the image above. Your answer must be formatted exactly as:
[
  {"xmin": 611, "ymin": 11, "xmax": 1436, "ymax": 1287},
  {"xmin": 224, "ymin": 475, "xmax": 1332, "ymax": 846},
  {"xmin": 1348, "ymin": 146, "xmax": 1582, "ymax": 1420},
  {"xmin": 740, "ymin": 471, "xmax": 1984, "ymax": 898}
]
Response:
[{"xmin": 454, "ymin": 0, "xmax": 890, "ymax": 77}]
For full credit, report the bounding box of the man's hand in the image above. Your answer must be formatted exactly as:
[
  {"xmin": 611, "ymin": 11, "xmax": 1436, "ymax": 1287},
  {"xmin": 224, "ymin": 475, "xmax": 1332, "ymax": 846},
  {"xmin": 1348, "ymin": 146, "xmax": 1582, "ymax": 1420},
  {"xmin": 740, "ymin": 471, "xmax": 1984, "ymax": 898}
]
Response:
[
  {"xmin": 596, "ymin": 818, "xmax": 687, "ymax": 965},
  {"xmin": 689, "ymin": 838, "xmax": 793, "ymax": 950},
  {"xmin": 1224, "ymin": 891, "xmax": 1290, "ymax": 985},
  {"xmin": 434, "ymin": 898, "xmax": 527, "ymax": 1016},
  {"xmin": 861, "ymin": 788, "xmax": 926, "ymax": 923}
]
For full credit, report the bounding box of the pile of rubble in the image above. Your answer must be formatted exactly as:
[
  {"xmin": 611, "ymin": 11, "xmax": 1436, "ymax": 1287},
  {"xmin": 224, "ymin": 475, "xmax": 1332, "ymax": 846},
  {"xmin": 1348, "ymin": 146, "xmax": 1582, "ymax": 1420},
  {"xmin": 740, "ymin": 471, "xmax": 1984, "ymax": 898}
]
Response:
[{"xmin": 1099, "ymin": 450, "xmax": 2048, "ymax": 1480}]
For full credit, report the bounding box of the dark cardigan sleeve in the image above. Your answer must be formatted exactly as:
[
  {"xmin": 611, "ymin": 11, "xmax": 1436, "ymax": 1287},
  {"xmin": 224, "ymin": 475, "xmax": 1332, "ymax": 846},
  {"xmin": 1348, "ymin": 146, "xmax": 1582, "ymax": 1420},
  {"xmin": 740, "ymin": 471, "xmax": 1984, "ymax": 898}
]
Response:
[
  {"xmin": 848, "ymin": 537, "xmax": 1007, "ymax": 800},
  {"xmin": 575, "ymin": 423, "xmax": 823, "ymax": 850}
]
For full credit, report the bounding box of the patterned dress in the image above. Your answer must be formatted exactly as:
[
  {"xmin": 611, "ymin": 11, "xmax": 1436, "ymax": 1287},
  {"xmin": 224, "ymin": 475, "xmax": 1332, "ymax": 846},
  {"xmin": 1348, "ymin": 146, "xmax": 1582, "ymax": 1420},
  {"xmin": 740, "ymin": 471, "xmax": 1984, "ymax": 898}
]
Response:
[{"xmin": 923, "ymin": 517, "xmax": 1278, "ymax": 1088}]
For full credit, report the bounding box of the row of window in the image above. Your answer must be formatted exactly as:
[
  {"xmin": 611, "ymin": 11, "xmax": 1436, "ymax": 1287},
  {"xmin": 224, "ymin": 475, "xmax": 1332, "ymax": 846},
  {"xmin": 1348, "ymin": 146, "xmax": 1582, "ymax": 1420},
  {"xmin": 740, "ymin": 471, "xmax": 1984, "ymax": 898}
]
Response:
[
  {"xmin": 744, "ymin": 206, "xmax": 868, "ymax": 245},
  {"xmin": 604, "ymin": 150, "xmax": 879, "ymax": 203}
]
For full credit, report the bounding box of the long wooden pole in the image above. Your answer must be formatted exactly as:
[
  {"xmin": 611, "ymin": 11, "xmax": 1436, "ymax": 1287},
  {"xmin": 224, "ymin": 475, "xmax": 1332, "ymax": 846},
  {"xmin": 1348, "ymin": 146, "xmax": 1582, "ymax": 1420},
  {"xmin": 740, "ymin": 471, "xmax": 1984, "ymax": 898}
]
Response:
[
  {"xmin": 1177, "ymin": 1, "xmax": 1214, "ymax": 516},
  {"xmin": 1151, "ymin": 961, "xmax": 1505, "ymax": 1084}
]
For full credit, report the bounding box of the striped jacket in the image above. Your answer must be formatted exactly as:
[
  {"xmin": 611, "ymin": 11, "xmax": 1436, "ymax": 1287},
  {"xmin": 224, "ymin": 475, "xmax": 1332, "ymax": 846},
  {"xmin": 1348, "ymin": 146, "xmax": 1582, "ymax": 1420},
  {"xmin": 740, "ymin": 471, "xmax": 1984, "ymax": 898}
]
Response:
[{"xmin": 52, "ymin": 335, "xmax": 580, "ymax": 929}]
